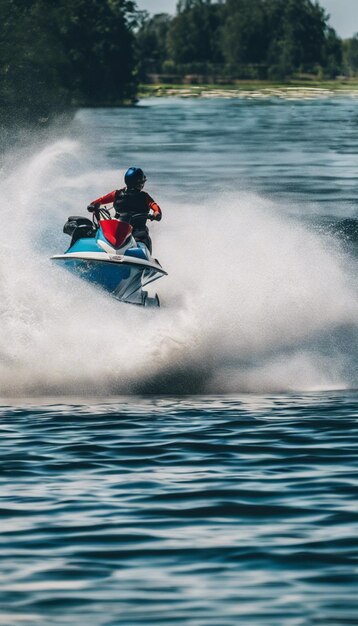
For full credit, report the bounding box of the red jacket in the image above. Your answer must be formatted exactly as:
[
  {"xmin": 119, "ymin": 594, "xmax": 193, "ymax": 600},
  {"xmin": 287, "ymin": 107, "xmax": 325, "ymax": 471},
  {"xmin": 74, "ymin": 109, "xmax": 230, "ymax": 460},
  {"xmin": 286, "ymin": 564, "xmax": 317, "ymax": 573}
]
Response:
[{"xmin": 91, "ymin": 189, "xmax": 162, "ymax": 220}]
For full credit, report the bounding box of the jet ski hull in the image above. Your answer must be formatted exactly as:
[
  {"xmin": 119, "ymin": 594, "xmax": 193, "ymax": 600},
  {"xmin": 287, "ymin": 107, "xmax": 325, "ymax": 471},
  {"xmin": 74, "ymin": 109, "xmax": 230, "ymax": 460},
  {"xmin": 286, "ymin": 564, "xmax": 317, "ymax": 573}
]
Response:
[{"xmin": 52, "ymin": 217, "xmax": 167, "ymax": 307}]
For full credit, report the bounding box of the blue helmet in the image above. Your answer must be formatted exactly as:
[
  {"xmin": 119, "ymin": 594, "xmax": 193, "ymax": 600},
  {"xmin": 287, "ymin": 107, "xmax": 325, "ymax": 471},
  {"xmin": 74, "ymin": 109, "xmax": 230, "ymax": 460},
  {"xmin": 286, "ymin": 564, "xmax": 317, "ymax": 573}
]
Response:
[{"xmin": 124, "ymin": 167, "xmax": 147, "ymax": 189}]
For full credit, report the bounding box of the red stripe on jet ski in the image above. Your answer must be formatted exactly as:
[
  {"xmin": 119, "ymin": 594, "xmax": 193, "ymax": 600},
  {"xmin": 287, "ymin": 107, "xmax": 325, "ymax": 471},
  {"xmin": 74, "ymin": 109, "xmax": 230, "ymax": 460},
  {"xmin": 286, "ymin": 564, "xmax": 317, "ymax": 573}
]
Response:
[{"xmin": 101, "ymin": 220, "xmax": 133, "ymax": 248}]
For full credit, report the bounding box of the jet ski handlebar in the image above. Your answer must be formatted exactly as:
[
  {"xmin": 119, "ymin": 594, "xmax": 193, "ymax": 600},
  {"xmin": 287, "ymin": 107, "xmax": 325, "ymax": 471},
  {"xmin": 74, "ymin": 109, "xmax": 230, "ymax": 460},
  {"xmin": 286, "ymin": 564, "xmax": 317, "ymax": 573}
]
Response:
[
  {"xmin": 87, "ymin": 205, "xmax": 155, "ymax": 227},
  {"xmin": 87, "ymin": 204, "xmax": 110, "ymax": 217},
  {"xmin": 87, "ymin": 205, "xmax": 111, "ymax": 228}
]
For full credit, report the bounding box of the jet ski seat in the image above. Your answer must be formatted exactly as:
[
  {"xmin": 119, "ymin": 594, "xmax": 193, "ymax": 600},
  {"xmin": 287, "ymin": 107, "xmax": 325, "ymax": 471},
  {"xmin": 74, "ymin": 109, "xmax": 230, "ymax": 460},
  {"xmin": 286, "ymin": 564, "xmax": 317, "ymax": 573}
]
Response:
[{"xmin": 63, "ymin": 216, "xmax": 96, "ymax": 246}]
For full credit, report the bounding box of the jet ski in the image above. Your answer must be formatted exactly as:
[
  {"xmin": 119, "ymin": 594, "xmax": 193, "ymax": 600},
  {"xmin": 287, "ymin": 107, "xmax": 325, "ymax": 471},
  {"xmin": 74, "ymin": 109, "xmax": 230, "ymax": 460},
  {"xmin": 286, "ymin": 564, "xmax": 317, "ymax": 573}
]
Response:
[{"xmin": 51, "ymin": 208, "xmax": 167, "ymax": 306}]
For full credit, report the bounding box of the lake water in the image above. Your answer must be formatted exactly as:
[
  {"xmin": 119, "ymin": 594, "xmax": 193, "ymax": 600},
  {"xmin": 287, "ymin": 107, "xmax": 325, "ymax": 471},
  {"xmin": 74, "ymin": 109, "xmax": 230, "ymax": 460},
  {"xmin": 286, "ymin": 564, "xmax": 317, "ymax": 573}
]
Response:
[{"xmin": 0, "ymin": 97, "xmax": 357, "ymax": 625}]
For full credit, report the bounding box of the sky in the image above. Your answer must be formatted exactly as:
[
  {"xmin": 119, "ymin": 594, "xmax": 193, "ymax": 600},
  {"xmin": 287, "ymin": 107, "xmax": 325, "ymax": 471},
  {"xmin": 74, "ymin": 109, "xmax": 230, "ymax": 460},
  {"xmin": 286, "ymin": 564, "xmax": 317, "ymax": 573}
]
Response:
[{"xmin": 136, "ymin": 0, "xmax": 358, "ymax": 39}]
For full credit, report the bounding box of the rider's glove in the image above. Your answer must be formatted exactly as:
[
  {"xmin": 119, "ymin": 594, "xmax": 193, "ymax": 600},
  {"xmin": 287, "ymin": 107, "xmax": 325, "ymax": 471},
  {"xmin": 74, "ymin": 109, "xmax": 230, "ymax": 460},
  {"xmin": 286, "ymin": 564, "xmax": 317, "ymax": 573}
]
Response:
[
  {"xmin": 151, "ymin": 212, "xmax": 162, "ymax": 222},
  {"xmin": 87, "ymin": 203, "xmax": 99, "ymax": 213}
]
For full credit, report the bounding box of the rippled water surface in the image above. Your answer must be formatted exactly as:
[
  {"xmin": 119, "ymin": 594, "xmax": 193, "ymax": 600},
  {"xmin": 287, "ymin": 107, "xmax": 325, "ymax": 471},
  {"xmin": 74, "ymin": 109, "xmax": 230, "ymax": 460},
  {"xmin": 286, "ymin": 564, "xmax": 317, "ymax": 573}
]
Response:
[
  {"xmin": 1, "ymin": 97, "xmax": 358, "ymax": 624},
  {"xmin": 1, "ymin": 395, "xmax": 358, "ymax": 625}
]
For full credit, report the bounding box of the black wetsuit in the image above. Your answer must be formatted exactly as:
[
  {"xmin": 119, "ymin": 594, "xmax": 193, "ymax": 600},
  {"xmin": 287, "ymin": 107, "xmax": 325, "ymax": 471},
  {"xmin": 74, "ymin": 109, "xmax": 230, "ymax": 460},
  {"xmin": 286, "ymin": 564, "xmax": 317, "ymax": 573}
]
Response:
[
  {"xmin": 91, "ymin": 187, "xmax": 162, "ymax": 254},
  {"xmin": 114, "ymin": 188, "xmax": 161, "ymax": 253}
]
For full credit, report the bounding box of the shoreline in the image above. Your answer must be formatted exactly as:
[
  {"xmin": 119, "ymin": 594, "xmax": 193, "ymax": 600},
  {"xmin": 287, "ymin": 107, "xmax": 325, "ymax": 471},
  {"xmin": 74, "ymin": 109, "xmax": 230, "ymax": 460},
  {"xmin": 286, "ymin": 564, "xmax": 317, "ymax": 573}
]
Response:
[{"xmin": 139, "ymin": 79, "xmax": 358, "ymax": 100}]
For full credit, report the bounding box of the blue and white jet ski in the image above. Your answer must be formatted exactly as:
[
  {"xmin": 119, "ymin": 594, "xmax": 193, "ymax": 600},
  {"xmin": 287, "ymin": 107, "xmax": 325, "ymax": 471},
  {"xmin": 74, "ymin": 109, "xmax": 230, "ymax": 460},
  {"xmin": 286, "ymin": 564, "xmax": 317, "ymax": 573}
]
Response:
[{"xmin": 51, "ymin": 208, "xmax": 167, "ymax": 307}]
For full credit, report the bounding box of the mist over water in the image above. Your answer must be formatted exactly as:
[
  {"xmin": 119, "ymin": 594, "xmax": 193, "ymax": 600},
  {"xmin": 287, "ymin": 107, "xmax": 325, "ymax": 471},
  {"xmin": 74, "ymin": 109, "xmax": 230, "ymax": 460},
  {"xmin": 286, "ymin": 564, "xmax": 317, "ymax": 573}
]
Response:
[{"xmin": 0, "ymin": 99, "xmax": 357, "ymax": 396}]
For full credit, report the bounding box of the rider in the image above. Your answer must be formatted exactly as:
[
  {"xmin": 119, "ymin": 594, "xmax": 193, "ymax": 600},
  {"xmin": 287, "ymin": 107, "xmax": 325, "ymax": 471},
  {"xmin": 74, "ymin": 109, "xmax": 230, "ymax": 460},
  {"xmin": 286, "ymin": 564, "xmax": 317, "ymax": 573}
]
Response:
[{"xmin": 87, "ymin": 167, "xmax": 162, "ymax": 253}]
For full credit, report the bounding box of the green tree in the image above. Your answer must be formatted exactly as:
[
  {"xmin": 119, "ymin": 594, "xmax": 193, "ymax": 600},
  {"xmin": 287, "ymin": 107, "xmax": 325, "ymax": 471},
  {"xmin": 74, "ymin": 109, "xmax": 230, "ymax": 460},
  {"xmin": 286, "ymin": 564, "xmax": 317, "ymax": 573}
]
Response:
[
  {"xmin": 267, "ymin": 0, "xmax": 328, "ymax": 75},
  {"xmin": 167, "ymin": 0, "xmax": 224, "ymax": 66},
  {"xmin": 136, "ymin": 12, "xmax": 172, "ymax": 76},
  {"xmin": 343, "ymin": 34, "xmax": 358, "ymax": 76},
  {"xmin": 321, "ymin": 25, "xmax": 342, "ymax": 77},
  {"xmin": 221, "ymin": 0, "xmax": 269, "ymax": 67},
  {"xmin": 57, "ymin": 0, "xmax": 139, "ymax": 105},
  {"xmin": 0, "ymin": 0, "xmax": 67, "ymax": 120},
  {"xmin": 220, "ymin": 0, "xmax": 342, "ymax": 79},
  {"xmin": 0, "ymin": 0, "xmax": 139, "ymax": 125}
]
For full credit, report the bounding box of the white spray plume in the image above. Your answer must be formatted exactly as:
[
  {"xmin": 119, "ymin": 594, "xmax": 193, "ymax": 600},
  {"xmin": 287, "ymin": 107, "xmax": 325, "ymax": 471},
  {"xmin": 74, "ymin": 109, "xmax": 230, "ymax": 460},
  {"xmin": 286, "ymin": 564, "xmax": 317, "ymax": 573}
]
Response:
[{"xmin": 0, "ymin": 139, "xmax": 357, "ymax": 397}]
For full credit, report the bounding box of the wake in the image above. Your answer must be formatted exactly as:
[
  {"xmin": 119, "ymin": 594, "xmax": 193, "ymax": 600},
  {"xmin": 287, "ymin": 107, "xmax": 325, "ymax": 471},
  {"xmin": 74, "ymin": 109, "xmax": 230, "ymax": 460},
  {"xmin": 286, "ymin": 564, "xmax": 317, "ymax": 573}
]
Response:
[{"xmin": 0, "ymin": 139, "xmax": 357, "ymax": 397}]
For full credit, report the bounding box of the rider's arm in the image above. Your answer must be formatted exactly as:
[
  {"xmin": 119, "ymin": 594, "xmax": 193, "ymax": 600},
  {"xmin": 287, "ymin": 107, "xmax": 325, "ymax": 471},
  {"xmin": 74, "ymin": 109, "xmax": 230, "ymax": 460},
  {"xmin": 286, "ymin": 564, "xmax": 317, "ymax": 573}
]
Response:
[
  {"xmin": 146, "ymin": 193, "xmax": 162, "ymax": 221},
  {"xmin": 90, "ymin": 190, "xmax": 117, "ymax": 206}
]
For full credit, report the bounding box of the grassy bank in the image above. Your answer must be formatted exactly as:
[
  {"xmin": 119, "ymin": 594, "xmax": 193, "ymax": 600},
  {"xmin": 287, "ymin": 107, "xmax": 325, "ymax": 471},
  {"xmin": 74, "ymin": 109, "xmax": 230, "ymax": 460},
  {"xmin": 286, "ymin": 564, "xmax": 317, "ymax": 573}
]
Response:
[{"xmin": 139, "ymin": 78, "xmax": 358, "ymax": 99}]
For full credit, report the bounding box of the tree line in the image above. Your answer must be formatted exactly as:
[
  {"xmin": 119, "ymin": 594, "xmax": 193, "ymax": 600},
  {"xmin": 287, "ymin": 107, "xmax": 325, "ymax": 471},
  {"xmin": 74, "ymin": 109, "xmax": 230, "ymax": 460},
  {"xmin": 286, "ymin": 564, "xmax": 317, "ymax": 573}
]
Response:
[
  {"xmin": 138, "ymin": 0, "xmax": 357, "ymax": 81},
  {"xmin": 0, "ymin": 0, "xmax": 358, "ymax": 125},
  {"xmin": 0, "ymin": 0, "xmax": 138, "ymax": 124}
]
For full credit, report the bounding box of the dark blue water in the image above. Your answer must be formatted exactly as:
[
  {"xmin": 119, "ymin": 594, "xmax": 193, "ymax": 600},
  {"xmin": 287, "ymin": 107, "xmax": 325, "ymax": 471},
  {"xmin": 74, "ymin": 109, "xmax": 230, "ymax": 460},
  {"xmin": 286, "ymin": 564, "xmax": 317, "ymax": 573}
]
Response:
[
  {"xmin": 75, "ymin": 96, "xmax": 358, "ymax": 212},
  {"xmin": 1, "ymin": 395, "xmax": 358, "ymax": 625},
  {"xmin": 1, "ymin": 97, "xmax": 358, "ymax": 624}
]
